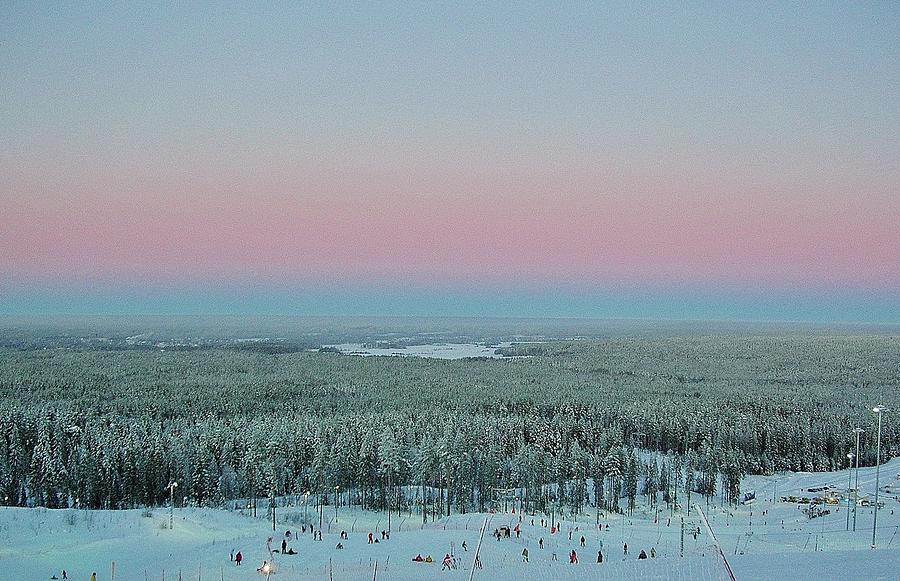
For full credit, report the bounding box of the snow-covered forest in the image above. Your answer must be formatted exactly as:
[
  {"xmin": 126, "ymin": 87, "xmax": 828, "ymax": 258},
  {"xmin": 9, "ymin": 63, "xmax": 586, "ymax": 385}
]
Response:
[{"xmin": 0, "ymin": 333, "xmax": 897, "ymax": 513}]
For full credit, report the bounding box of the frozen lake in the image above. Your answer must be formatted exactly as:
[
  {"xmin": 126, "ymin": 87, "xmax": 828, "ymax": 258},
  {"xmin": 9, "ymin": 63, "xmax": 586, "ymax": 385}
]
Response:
[{"xmin": 322, "ymin": 342, "xmax": 509, "ymax": 359}]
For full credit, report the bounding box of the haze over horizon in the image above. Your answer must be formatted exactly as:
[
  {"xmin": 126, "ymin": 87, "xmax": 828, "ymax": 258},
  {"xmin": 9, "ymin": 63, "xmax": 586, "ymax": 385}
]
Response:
[{"xmin": 2, "ymin": 3, "xmax": 898, "ymax": 322}]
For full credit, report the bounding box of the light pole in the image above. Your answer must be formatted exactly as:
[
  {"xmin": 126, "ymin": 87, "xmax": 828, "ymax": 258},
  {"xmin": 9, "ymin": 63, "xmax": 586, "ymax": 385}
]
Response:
[
  {"xmin": 166, "ymin": 481, "xmax": 178, "ymax": 530},
  {"xmin": 853, "ymin": 427, "xmax": 863, "ymax": 532},
  {"xmin": 334, "ymin": 485, "xmax": 340, "ymax": 523},
  {"xmin": 872, "ymin": 406, "xmax": 888, "ymax": 549},
  {"xmin": 304, "ymin": 491, "xmax": 310, "ymax": 526},
  {"xmin": 845, "ymin": 453, "xmax": 854, "ymax": 531}
]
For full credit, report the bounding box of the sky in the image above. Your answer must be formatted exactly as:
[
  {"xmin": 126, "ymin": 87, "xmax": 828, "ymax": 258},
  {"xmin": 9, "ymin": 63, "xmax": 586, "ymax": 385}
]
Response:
[{"xmin": 1, "ymin": 2, "xmax": 898, "ymax": 322}]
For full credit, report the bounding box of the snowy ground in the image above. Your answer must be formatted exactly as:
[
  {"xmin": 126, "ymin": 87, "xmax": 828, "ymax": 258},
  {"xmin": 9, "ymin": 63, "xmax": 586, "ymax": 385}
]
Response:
[
  {"xmin": 6, "ymin": 459, "xmax": 900, "ymax": 580},
  {"xmin": 321, "ymin": 343, "xmax": 508, "ymax": 359}
]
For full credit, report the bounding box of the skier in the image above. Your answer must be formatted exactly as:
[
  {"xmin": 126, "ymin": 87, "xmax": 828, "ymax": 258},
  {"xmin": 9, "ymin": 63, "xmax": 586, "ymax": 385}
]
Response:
[
  {"xmin": 580, "ymin": 535, "xmax": 585, "ymax": 547},
  {"xmin": 522, "ymin": 547, "xmax": 529, "ymax": 562},
  {"xmin": 235, "ymin": 551, "xmax": 243, "ymax": 566},
  {"xmin": 462, "ymin": 541, "xmax": 468, "ymax": 551},
  {"xmin": 441, "ymin": 553, "xmax": 453, "ymax": 571},
  {"xmin": 62, "ymin": 571, "xmax": 68, "ymax": 580},
  {"xmin": 638, "ymin": 549, "xmax": 648, "ymax": 560},
  {"xmin": 597, "ymin": 550, "xmax": 603, "ymax": 563},
  {"xmin": 623, "ymin": 542, "xmax": 628, "ymax": 555},
  {"xmin": 569, "ymin": 549, "xmax": 578, "ymax": 564}
]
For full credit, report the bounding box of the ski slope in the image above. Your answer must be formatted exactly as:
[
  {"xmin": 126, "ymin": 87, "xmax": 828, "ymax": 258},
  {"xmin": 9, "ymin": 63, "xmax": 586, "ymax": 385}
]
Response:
[{"xmin": 4, "ymin": 458, "xmax": 900, "ymax": 580}]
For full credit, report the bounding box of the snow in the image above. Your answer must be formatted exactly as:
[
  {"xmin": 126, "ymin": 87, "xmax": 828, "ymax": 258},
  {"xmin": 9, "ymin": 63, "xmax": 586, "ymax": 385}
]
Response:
[
  {"xmin": 322, "ymin": 343, "xmax": 509, "ymax": 359},
  {"xmin": 6, "ymin": 459, "xmax": 900, "ymax": 580}
]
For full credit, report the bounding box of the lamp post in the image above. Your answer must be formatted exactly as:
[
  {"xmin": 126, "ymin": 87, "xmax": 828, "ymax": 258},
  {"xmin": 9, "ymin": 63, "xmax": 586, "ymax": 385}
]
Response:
[
  {"xmin": 845, "ymin": 453, "xmax": 854, "ymax": 531},
  {"xmin": 334, "ymin": 485, "xmax": 340, "ymax": 523},
  {"xmin": 166, "ymin": 481, "xmax": 178, "ymax": 530},
  {"xmin": 304, "ymin": 491, "xmax": 310, "ymax": 526},
  {"xmin": 872, "ymin": 406, "xmax": 888, "ymax": 548},
  {"xmin": 852, "ymin": 427, "xmax": 863, "ymax": 532}
]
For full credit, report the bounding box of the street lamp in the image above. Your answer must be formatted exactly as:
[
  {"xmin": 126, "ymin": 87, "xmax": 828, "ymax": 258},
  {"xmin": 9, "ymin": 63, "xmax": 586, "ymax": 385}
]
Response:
[
  {"xmin": 845, "ymin": 453, "xmax": 854, "ymax": 531},
  {"xmin": 852, "ymin": 427, "xmax": 864, "ymax": 532},
  {"xmin": 334, "ymin": 485, "xmax": 340, "ymax": 523},
  {"xmin": 304, "ymin": 491, "xmax": 310, "ymax": 526},
  {"xmin": 872, "ymin": 406, "xmax": 889, "ymax": 549},
  {"xmin": 166, "ymin": 481, "xmax": 178, "ymax": 530}
]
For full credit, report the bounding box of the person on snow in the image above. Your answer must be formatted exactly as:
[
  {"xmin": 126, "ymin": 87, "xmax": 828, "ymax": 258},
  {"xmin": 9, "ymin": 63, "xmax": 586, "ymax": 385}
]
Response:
[
  {"xmin": 638, "ymin": 549, "xmax": 648, "ymax": 560},
  {"xmin": 368, "ymin": 532, "xmax": 374, "ymax": 544},
  {"xmin": 424, "ymin": 555, "xmax": 433, "ymax": 563},
  {"xmin": 597, "ymin": 550, "xmax": 603, "ymax": 563},
  {"xmin": 235, "ymin": 551, "xmax": 243, "ymax": 566},
  {"xmin": 580, "ymin": 535, "xmax": 585, "ymax": 547},
  {"xmin": 281, "ymin": 539, "xmax": 287, "ymax": 553},
  {"xmin": 230, "ymin": 550, "xmax": 234, "ymax": 561},
  {"xmin": 569, "ymin": 549, "xmax": 578, "ymax": 564},
  {"xmin": 336, "ymin": 542, "xmax": 344, "ymax": 550},
  {"xmin": 650, "ymin": 547, "xmax": 656, "ymax": 558},
  {"xmin": 413, "ymin": 554, "xmax": 424, "ymax": 562},
  {"xmin": 441, "ymin": 553, "xmax": 453, "ymax": 570},
  {"xmin": 62, "ymin": 571, "xmax": 68, "ymax": 580},
  {"xmin": 90, "ymin": 574, "xmax": 96, "ymax": 581},
  {"xmin": 539, "ymin": 537, "xmax": 544, "ymax": 549},
  {"xmin": 623, "ymin": 542, "xmax": 628, "ymax": 555},
  {"xmin": 522, "ymin": 547, "xmax": 529, "ymax": 562},
  {"xmin": 568, "ymin": 530, "xmax": 572, "ymax": 541},
  {"xmin": 462, "ymin": 541, "xmax": 468, "ymax": 551}
]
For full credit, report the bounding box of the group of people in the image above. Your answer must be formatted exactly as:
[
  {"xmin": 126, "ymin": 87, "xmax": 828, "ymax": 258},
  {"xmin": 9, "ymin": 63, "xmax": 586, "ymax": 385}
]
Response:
[{"xmin": 50, "ymin": 572, "xmax": 94, "ymax": 580}]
